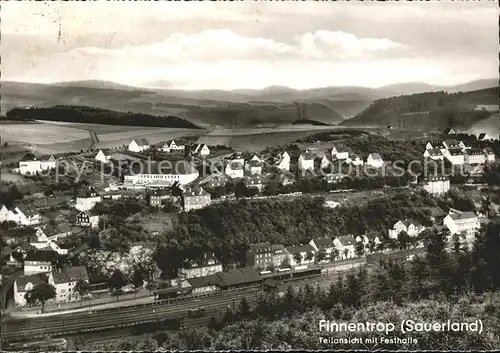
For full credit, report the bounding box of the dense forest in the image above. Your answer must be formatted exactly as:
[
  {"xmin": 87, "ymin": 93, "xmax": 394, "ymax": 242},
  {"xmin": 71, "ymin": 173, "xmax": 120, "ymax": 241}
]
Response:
[
  {"xmin": 87, "ymin": 223, "xmax": 500, "ymax": 351},
  {"xmin": 4, "ymin": 106, "xmax": 203, "ymax": 129},
  {"xmin": 342, "ymin": 88, "xmax": 498, "ymax": 131}
]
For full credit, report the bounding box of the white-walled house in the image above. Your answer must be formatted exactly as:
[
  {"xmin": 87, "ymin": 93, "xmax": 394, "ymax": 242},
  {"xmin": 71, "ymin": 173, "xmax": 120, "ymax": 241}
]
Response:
[
  {"xmin": 225, "ymin": 161, "xmax": 244, "ymax": 179},
  {"xmin": 442, "ymin": 140, "xmax": 466, "ymax": 150},
  {"xmin": 388, "ymin": 219, "xmax": 425, "ymax": 240},
  {"xmin": 227, "ymin": 152, "xmax": 245, "ymax": 167},
  {"xmin": 275, "ymin": 151, "xmax": 291, "ymax": 171},
  {"xmin": 14, "ymin": 273, "xmax": 49, "ymax": 307},
  {"xmin": 40, "ymin": 155, "xmax": 56, "ymax": 170},
  {"xmin": 308, "ymin": 238, "xmax": 336, "ymax": 259},
  {"xmin": 18, "ymin": 154, "xmax": 56, "ymax": 175},
  {"xmin": 245, "ymin": 159, "xmax": 263, "ymax": 175},
  {"xmin": 423, "ymin": 176, "xmax": 450, "ymax": 195},
  {"xmin": 128, "ymin": 138, "xmax": 150, "ymax": 153},
  {"xmin": 48, "ymin": 266, "xmax": 89, "ymax": 304},
  {"xmin": 333, "ymin": 235, "xmax": 356, "ymax": 260},
  {"xmin": 423, "ymin": 148, "xmax": 444, "ymax": 161},
  {"xmin": 23, "ymin": 250, "xmax": 57, "ymax": 275},
  {"xmin": 425, "ymin": 142, "xmax": 434, "ymax": 150},
  {"xmin": 298, "ymin": 151, "xmax": 315, "ymax": 171},
  {"xmin": 350, "ymin": 154, "xmax": 364, "ymax": 166},
  {"xmin": 75, "ymin": 187, "xmax": 102, "ymax": 212},
  {"xmin": 465, "ymin": 148, "xmax": 486, "ymax": 165},
  {"xmin": 331, "ymin": 146, "xmax": 349, "ymax": 160},
  {"xmin": 319, "ymin": 155, "xmax": 331, "ymax": 169},
  {"xmin": 443, "ymin": 148, "xmax": 465, "ymax": 165},
  {"xmin": 443, "ymin": 210, "xmax": 480, "ymax": 239},
  {"xmin": 366, "ymin": 153, "xmax": 384, "ymax": 168},
  {"xmin": 193, "ymin": 144, "xmax": 210, "ymax": 156},
  {"xmin": 162, "ymin": 140, "xmax": 185, "ymax": 153},
  {"xmin": 95, "ymin": 150, "xmax": 110, "ymax": 164},
  {"xmin": 0, "ymin": 205, "xmax": 42, "ymax": 227},
  {"xmin": 286, "ymin": 244, "xmax": 316, "ymax": 268},
  {"xmin": 76, "ymin": 211, "xmax": 100, "ymax": 228}
]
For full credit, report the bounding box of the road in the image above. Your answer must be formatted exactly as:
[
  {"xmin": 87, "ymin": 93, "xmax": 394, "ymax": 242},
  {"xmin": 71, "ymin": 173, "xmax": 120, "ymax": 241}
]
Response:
[{"xmin": 1, "ymin": 263, "xmax": 363, "ymax": 343}]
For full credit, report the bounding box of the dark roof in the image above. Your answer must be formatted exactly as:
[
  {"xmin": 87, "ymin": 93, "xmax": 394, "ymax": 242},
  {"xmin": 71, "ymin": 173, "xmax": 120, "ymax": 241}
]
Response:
[
  {"xmin": 20, "ymin": 153, "xmax": 38, "ymax": 162},
  {"xmin": 51, "ymin": 266, "xmax": 89, "ymax": 284},
  {"xmin": 227, "ymin": 161, "xmax": 244, "ymax": 170},
  {"xmin": 484, "ymin": 147, "xmax": 494, "ymax": 154},
  {"xmin": 14, "ymin": 206, "xmax": 39, "ymax": 217},
  {"xmin": 187, "ymin": 274, "xmax": 224, "ymax": 288},
  {"xmin": 216, "ymin": 268, "xmax": 261, "ymax": 287},
  {"xmin": 249, "ymin": 242, "xmax": 273, "ymax": 254},
  {"xmin": 478, "ymin": 133, "xmax": 487, "ymax": 140},
  {"xmin": 228, "ymin": 152, "xmax": 244, "ymax": 160},
  {"xmin": 287, "ymin": 244, "xmax": 315, "ymax": 254},
  {"xmin": 247, "ymin": 159, "xmax": 262, "ymax": 167},
  {"xmin": 444, "ymin": 139, "xmax": 460, "ymax": 146},
  {"xmin": 24, "ymin": 249, "xmax": 58, "ymax": 263},
  {"xmin": 337, "ymin": 235, "xmax": 356, "ymax": 247},
  {"xmin": 364, "ymin": 232, "xmax": 381, "ymax": 241},
  {"xmin": 311, "ymin": 238, "xmax": 335, "ymax": 248},
  {"xmin": 184, "ymin": 187, "xmax": 210, "ymax": 197},
  {"xmin": 58, "ymin": 243, "xmax": 74, "ymax": 249},
  {"xmin": 300, "ymin": 151, "xmax": 315, "ymax": 160},
  {"xmin": 424, "ymin": 175, "xmax": 449, "ymax": 182},
  {"xmin": 40, "ymin": 155, "xmax": 54, "ymax": 161},
  {"xmin": 448, "ymin": 148, "xmax": 464, "ymax": 156},
  {"xmin": 128, "ymin": 160, "xmax": 198, "ymax": 175},
  {"xmin": 77, "ymin": 187, "xmax": 99, "ymax": 198},
  {"xmin": 77, "ymin": 210, "xmax": 100, "ymax": 218},
  {"xmin": 467, "ymin": 148, "xmax": 484, "ymax": 155},
  {"xmin": 426, "ymin": 148, "xmax": 443, "ymax": 156},
  {"xmin": 16, "ymin": 273, "xmax": 48, "ymax": 292},
  {"xmin": 449, "ymin": 211, "xmax": 477, "ymax": 221},
  {"xmin": 133, "ymin": 138, "xmax": 150, "ymax": 146}
]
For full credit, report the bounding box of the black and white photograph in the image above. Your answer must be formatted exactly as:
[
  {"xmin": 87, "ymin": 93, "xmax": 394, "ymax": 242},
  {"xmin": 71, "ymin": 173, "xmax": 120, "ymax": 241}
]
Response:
[{"xmin": 0, "ymin": 1, "xmax": 499, "ymax": 351}]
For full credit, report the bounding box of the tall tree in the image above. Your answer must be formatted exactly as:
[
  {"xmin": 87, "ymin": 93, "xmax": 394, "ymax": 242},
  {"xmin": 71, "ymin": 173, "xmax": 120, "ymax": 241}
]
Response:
[
  {"xmin": 108, "ymin": 269, "xmax": 128, "ymax": 302},
  {"xmin": 470, "ymin": 222, "xmax": 500, "ymax": 293},
  {"xmin": 27, "ymin": 283, "xmax": 56, "ymax": 313},
  {"xmin": 74, "ymin": 279, "xmax": 91, "ymax": 307}
]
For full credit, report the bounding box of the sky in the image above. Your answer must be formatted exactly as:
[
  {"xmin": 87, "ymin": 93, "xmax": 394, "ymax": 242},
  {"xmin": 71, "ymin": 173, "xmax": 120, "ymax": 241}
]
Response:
[{"xmin": 2, "ymin": 1, "xmax": 499, "ymax": 90}]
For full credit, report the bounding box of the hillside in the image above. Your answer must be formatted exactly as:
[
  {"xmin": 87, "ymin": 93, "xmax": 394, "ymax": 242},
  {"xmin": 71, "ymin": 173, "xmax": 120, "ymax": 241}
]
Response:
[
  {"xmin": 4, "ymin": 106, "xmax": 203, "ymax": 129},
  {"xmin": 341, "ymin": 87, "xmax": 499, "ymax": 132}
]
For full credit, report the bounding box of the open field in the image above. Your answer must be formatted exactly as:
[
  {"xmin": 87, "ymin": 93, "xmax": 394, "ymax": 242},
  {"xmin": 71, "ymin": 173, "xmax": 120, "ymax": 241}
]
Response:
[
  {"xmin": 466, "ymin": 113, "xmax": 500, "ymax": 139},
  {"xmin": 0, "ymin": 123, "xmax": 90, "ymax": 144}
]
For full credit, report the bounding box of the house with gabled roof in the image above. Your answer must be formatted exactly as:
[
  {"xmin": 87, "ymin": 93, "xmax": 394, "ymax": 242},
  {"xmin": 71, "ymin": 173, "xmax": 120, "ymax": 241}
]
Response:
[
  {"xmin": 366, "ymin": 153, "xmax": 384, "ymax": 168},
  {"xmin": 465, "ymin": 148, "xmax": 486, "ymax": 165},
  {"xmin": 162, "ymin": 140, "xmax": 185, "ymax": 153},
  {"xmin": 423, "ymin": 175, "xmax": 450, "ymax": 195},
  {"xmin": 350, "ymin": 153, "xmax": 364, "ymax": 166},
  {"xmin": 193, "ymin": 144, "xmax": 210, "ymax": 156},
  {"xmin": 275, "ymin": 151, "xmax": 290, "ymax": 171},
  {"xmin": 14, "ymin": 273, "xmax": 49, "ymax": 307},
  {"xmin": 244, "ymin": 174, "xmax": 267, "ymax": 191},
  {"xmin": 245, "ymin": 158, "xmax": 263, "ymax": 175},
  {"xmin": 423, "ymin": 148, "xmax": 444, "ymax": 161},
  {"xmin": 443, "ymin": 209, "xmax": 480, "ymax": 239},
  {"xmin": 333, "ymin": 235, "xmax": 357, "ymax": 259},
  {"xmin": 309, "ymin": 237, "xmax": 336, "ymax": 258},
  {"xmin": 128, "ymin": 138, "xmax": 150, "ymax": 152},
  {"xmin": 76, "ymin": 210, "xmax": 100, "ymax": 228},
  {"xmin": 95, "ymin": 150, "xmax": 110, "ymax": 164},
  {"xmin": 246, "ymin": 242, "xmax": 288, "ymax": 270},
  {"xmin": 331, "ymin": 146, "xmax": 349, "ymax": 160},
  {"xmin": 388, "ymin": 219, "xmax": 425, "ymax": 240},
  {"xmin": 48, "ymin": 266, "xmax": 89, "ymax": 303},
  {"xmin": 484, "ymin": 147, "xmax": 496, "ymax": 162},
  {"xmin": 286, "ymin": 244, "xmax": 316, "ymax": 268},
  {"xmin": 75, "ymin": 187, "xmax": 102, "ymax": 211},
  {"xmin": 3, "ymin": 205, "xmax": 42, "ymax": 226},
  {"xmin": 40, "ymin": 155, "xmax": 56, "ymax": 170},
  {"xmin": 24, "ymin": 249, "xmax": 57, "ymax": 275},
  {"xmin": 182, "ymin": 186, "xmax": 211, "ymax": 211},
  {"xmin": 225, "ymin": 161, "xmax": 244, "ymax": 179},
  {"xmin": 298, "ymin": 150, "xmax": 315, "ymax": 171}
]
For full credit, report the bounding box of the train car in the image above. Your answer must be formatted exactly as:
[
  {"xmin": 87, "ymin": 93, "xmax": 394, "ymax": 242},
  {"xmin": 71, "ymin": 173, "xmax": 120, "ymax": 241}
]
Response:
[
  {"xmin": 3, "ymin": 338, "xmax": 67, "ymax": 351},
  {"xmin": 291, "ymin": 265, "xmax": 322, "ymax": 279},
  {"xmin": 277, "ymin": 267, "xmax": 291, "ymax": 273},
  {"xmin": 259, "ymin": 270, "xmax": 272, "ymax": 276},
  {"xmin": 153, "ymin": 287, "xmax": 192, "ymax": 301}
]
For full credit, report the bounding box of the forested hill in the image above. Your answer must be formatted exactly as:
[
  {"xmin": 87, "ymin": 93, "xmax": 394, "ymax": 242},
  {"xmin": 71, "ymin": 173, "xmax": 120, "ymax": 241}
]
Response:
[
  {"xmin": 341, "ymin": 87, "xmax": 499, "ymax": 132},
  {"xmin": 4, "ymin": 106, "xmax": 203, "ymax": 129}
]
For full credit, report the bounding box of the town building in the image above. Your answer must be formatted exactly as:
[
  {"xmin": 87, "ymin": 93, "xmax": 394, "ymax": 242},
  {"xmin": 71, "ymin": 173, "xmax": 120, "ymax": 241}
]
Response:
[
  {"xmin": 75, "ymin": 187, "xmax": 102, "ymax": 212},
  {"xmin": 350, "ymin": 154, "xmax": 364, "ymax": 166},
  {"xmin": 147, "ymin": 189, "xmax": 172, "ymax": 208},
  {"xmin": 443, "ymin": 148, "xmax": 465, "ymax": 165},
  {"xmin": 14, "ymin": 273, "xmax": 49, "ymax": 307},
  {"xmin": 246, "ymin": 242, "xmax": 288, "ymax": 270},
  {"xmin": 244, "ymin": 175, "xmax": 267, "ymax": 191},
  {"xmin": 331, "ymin": 146, "xmax": 349, "ymax": 160},
  {"xmin": 484, "ymin": 147, "xmax": 496, "ymax": 162},
  {"xmin": 425, "ymin": 142, "xmax": 434, "ymax": 150},
  {"xmin": 8, "ymin": 242, "xmax": 35, "ymax": 267},
  {"xmin": 162, "ymin": 140, "xmax": 185, "ymax": 153},
  {"xmin": 423, "ymin": 176, "xmax": 450, "ymax": 195},
  {"xmin": 423, "ymin": 148, "xmax": 444, "ymax": 161},
  {"xmin": 388, "ymin": 219, "xmax": 425, "ymax": 240},
  {"xmin": 23, "ymin": 249, "xmax": 57, "ymax": 275},
  {"xmin": 275, "ymin": 151, "xmax": 290, "ymax": 171},
  {"xmin": 441, "ymin": 139, "xmax": 467, "ymax": 151},
  {"xmin": 183, "ymin": 187, "xmax": 211, "ymax": 211},
  {"xmin": 443, "ymin": 209, "xmax": 480, "ymax": 239},
  {"xmin": 17, "ymin": 153, "xmax": 56, "ymax": 175},
  {"xmin": 318, "ymin": 155, "xmax": 331, "ymax": 170},
  {"xmin": 308, "ymin": 238, "xmax": 336, "ymax": 260},
  {"xmin": 298, "ymin": 151, "xmax": 315, "ymax": 171},
  {"xmin": 76, "ymin": 210, "xmax": 100, "ymax": 228},
  {"xmin": 362, "ymin": 232, "xmax": 383, "ymax": 249},
  {"xmin": 245, "ymin": 159, "xmax": 263, "ymax": 175},
  {"xmin": 444, "ymin": 128, "xmax": 456, "ymax": 135},
  {"xmin": 278, "ymin": 172, "xmax": 295, "ymax": 186},
  {"xmin": 325, "ymin": 173, "xmax": 343, "ymax": 184},
  {"xmin": 225, "ymin": 161, "xmax": 244, "ymax": 179},
  {"xmin": 178, "ymin": 252, "xmax": 223, "ymax": 282},
  {"xmin": 333, "ymin": 235, "xmax": 357, "ymax": 260},
  {"xmin": 203, "ymin": 173, "xmax": 230, "ymax": 188},
  {"xmin": 124, "ymin": 160, "xmax": 199, "ymax": 186},
  {"xmin": 227, "ymin": 152, "xmax": 245, "ymax": 166},
  {"xmin": 128, "ymin": 138, "xmax": 150, "ymax": 153},
  {"xmin": 0, "ymin": 205, "xmax": 41, "ymax": 226},
  {"xmin": 94, "ymin": 150, "xmax": 110, "ymax": 164},
  {"xmin": 286, "ymin": 244, "xmax": 316, "ymax": 268},
  {"xmin": 465, "ymin": 148, "xmax": 486, "ymax": 165},
  {"xmin": 366, "ymin": 153, "xmax": 384, "ymax": 168},
  {"xmin": 193, "ymin": 144, "xmax": 210, "ymax": 156},
  {"xmin": 48, "ymin": 266, "xmax": 89, "ymax": 304},
  {"xmin": 40, "ymin": 155, "xmax": 57, "ymax": 170}
]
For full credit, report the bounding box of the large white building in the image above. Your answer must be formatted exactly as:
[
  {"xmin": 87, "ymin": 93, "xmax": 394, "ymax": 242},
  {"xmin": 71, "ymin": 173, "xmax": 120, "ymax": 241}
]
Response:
[
  {"xmin": 366, "ymin": 153, "xmax": 384, "ymax": 168},
  {"xmin": 225, "ymin": 161, "xmax": 244, "ymax": 179},
  {"xmin": 286, "ymin": 244, "xmax": 316, "ymax": 268},
  {"xmin": 0, "ymin": 204, "xmax": 42, "ymax": 226},
  {"xmin": 298, "ymin": 151, "xmax": 315, "ymax": 171},
  {"xmin": 465, "ymin": 148, "xmax": 486, "ymax": 165},
  {"xmin": 75, "ymin": 187, "xmax": 102, "ymax": 212},
  {"xmin": 18, "ymin": 154, "xmax": 56, "ymax": 175},
  {"xmin": 128, "ymin": 138, "xmax": 150, "ymax": 153},
  {"xmin": 14, "ymin": 273, "xmax": 49, "ymax": 307},
  {"xmin": 94, "ymin": 150, "xmax": 110, "ymax": 164},
  {"xmin": 275, "ymin": 151, "xmax": 290, "ymax": 171},
  {"xmin": 443, "ymin": 148, "xmax": 465, "ymax": 165},
  {"xmin": 49, "ymin": 266, "xmax": 89, "ymax": 304},
  {"xmin": 443, "ymin": 210, "xmax": 480, "ymax": 239},
  {"xmin": 423, "ymin": 148, "xmax": 444, "ymax": 161},
  {"xmin": 333, "ymin": 235, "xmax": 357, "ymax": 260},
  {"xmin": 23, "ymin": 250, "xmax": 57, "ymax": 275},
  {"xmin": 183, "ymin": 187, "xmax": 212, "ymax": 212},
  {"xmin": 331, "ymin": 146, "xmax": 349, "ymax": 160},
  {"xmin": 124, "ymin": 160, "xmax": 199, "ymax": 186},
  {"xmin": 423, "ymin": 176, "xmax": 450, "ymax": 195}
]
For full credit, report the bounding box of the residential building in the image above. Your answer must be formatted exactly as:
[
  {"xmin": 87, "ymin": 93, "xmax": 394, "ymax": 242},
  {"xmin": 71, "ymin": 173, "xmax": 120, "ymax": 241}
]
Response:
[
  {"xmin": 183, "ymin": 187, "xmax": 211, "ymax": 211},
  {"xmin": 443, "ymin": 209, "xmax": 480, "ymax": 239},
  {"xmin": 14, "ymin": 273, "xmax": 49, "ymax": 307},
  {"xmin": 48, "ymin": 266, "xmax": 89, "ymax": 304},
  {"xmin": 287, "ymin": 244, "xmax": 316, "ymax": 268},
  {"xmin": 388, "ymin": 219, "xmax": 425, "ymax": 240},
  {"xmin": 244, "ymin": 175, "xmax": 266, "ymax": 191},
  {"xmin": 275, "ymin": 151, "xmax": 290, "ymax": 171},
  {"xmin": 162, "ymin": 140, "xmax": 185, "ymax": 153},
  {"xmin": 246, "ymin": 242, "xmax": 288, "ymax": 270},
  {"xmin": 0, "ymin": 204, "xmax": 9, "ymax": 223},
  {"xmin": 443, "ymin": 148, "xmax": 465, "ymax": 165},
  {"xmin": 193, "ymin": 144, "xmax": 210, "ymax": 156},
  {"xmin": 325, "ymin": 173, "xmax": 343, "ymax": 184},
  {"xmin": 423, "ymin": 148, "xmax": 444, "ymax": 161},
  {"xmin": 178, "ymin": 252, "xmax": 223, "ymax": 280},
  {"xmin": 333, "ymin": 235, "xmax": 356, "ymax": 260},
  {"xmin": 444, "ymin": 128, "xmax": 456, "ymax": 135},
  {"xmin": 0, "ymin": 205, "xmax": 42, "ymax": 226},
  {"xmin": 124, "ymin": 160, "xmax": 199, "ymax": 186},
  {"xmin": 94, "ymin": 150, "xmax": 109, "ymax": 164},
  {"xmin": 350, "ymin": 154, "xmax": 364, "ymax": 166},
  {"xmin": 23, "ymin": 249, "xmax": 57, "ymax": 275},
  {"xmin": 128, "ymin": 138, "xmax": 150, "ymax": 152},
  {"xmin": 484, "ymin": 147, "xmax": 496, "ymax": 163},
  {"xmin": 40, "ymin": 155, "xmax": 56, "ymax": 170},
  {"xmin": 148, "ymin": 189, "xmax": 172, "ymax": 208},
  {"xmin": 18, "ymin": 153, "xmax": 56, "ymax": 175},
  {"xmin": 442, "ymin": 139, "xmax": 466, "ymax": 151},
  {"xmin": 8, "ymin": 242, "xmax": 35, "ymax": 267},
  {"xmin": 186, "ymin": 274, "xmax": 223, "ymax": 295},
  {"xmin": 425, "ymin": 142, "xmax": 434, "ymax": 150},
  {"xmin": 308, "ymin": 238, "xmax": 336, "ymax": 260},
  {"xmin": 33, "ymin": 223, "xmax": 72, "ymax": 242},
  {"xmin": 76, "ymin": 210, "xmax": 100, "ymax": 228},
  {"xmin": 203, "ymin": 173, "xmax": 230, "ymax": 188},
  {"xmin": 75, "ymin": 187, "xmax": 102, "ymax": 212},
  {"xmin": 363, "ymin": 232, "xmax": 383, "ymax": 250},
  {"xmin": 465, "ymin": 148, "xmax": 486, "ymax": 165},
  {"xmin": 227, "ymin": 152, "xmax": 245, "ymax": 166},
  {"xmin": 331, "ymin": 146, "xmax": 349, "ymax": 160},
  {"xmin": 423, "ymin": 176, "xmax": 450, "ymax": 195},
  {"xmin": 225, "ymin": 161, "xmax": 244, "ymax": 179},
  {"xmin": 366, "ymin": 153, "xmax": 384, "ymax": 168},
  {"xmin": 246, "ymin": 159, "xmax": 263, "ymax": 175},
  {"xmin": 298, "ymin": 151, "xmax": 315, "ymax": 171},
  {"xmin": 318, "ymin": 155, "xmax": 331, "ymax": 169}
]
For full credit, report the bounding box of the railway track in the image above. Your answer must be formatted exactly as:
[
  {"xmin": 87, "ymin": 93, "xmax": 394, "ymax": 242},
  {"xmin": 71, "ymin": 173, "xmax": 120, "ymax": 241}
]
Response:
[{"xmin": 1, "ymin": 265, "xmax": 363, "ymax": 344}]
